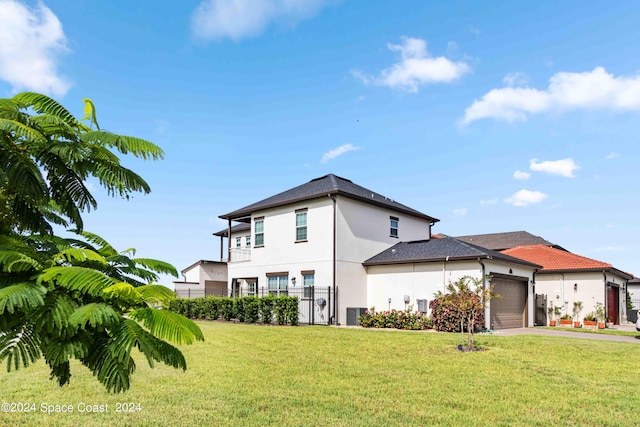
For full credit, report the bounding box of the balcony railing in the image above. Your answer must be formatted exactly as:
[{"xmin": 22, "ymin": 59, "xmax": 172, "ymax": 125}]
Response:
[{"xmin": 229, "ymin": 248, "xmax": 251, "ymax": 262}]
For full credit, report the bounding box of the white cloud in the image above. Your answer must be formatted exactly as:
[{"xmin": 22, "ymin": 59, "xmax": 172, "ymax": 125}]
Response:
[
  {"xmin": 606, "ymin": 152, "xmax": 619, "ymax": 160},
  {"xmin": 191, "ymin": 0, "xmax": 327, "ymax": 41},
  {"xmin": 480, "ymin": 198, "xmax": 498, "ymax": 205},
  {"xmin": 321, "ymin": 143, "xmax": 361, "ymax": 163},
  {"xmin": 461, "ymin": 67, "xmax": 640, "ymax": 125},
  {"xmin": 353, "ymin": 37, "xmax": 470, "ymax": 93},
  {"xmin": 593, "ymin": 245, "xmax": 624, "ymax": 253},
  {"xmin": 505, "ymin": 190, "xmax": 547, "ymax": 207},
  {"xmin": 503, "ymin": 72, "xmax": 528, "ymax": 87},
  {"xmin": 453, "ymin": 208, "xmax": 468, "ymax": 217},
  {"xmin": 0, "ymin": 0, "xmax": 70, "ymax": 96},
  {"xmin": 513, "ymin": 170, "xmax": 531, "ymax": 180},
  {"xmin": 529, "ymin": 158, "xmax": 579, "ymax": 178}
]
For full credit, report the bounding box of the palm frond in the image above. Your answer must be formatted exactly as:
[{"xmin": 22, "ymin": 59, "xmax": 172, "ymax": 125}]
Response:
[
  {"xmin": 38, "ymin": 266, "xmax": 116, "ymax": 295},
  {"xmin": 133, "ymin": 258, "xmax": 178, "ymax": 277},
  {"xmin": 68, "ymin": 303, "xmax": 121, "ymax": 329},
  {"xmin": 102, "ymin": 282, "xmax": 142, "ymax": 305},
  {"xmin": 130, "ymin": 307, "xmax": 204, "ymax": 345},
  {"xmin": 0, "ymin": 250, "xmax": 43, "ymax": 272},
  {"xmin": 0, "ymin": 321, "xmax": 41, "ymax": 371},
  {"xmin": 0, "ymin": 118, "xmax": 48, "ymax": 145},
  {"xmin": 81, "ymin": 98, "xmax": 100, "ymax": 130},
  {"xmin": 30, "ymin": 293, "xmax": 76, "ymax": 335},
  {"xmin": 12, "ymin": 92, "xmax": 85, "ymax": 131},
  {"xmin": 0, "ymin": 283, "xmax": 46, "ymax": 314},
  {"xmin": 80, "ymin": 131, "xmax": 164, "ymax": 160},
  {"xmin": 136, "ymin": 284, "xmax": 176, "ymax": 306},
  {"xmin": 82, "ymin": 328, "xmax": 136, "ymax": 393},
  {"xmin": 52, "ymin": 248, "xmax": 107, "ymax": 265},
  {"xmin": 76, "ymin": 231, "xmax": 118, "ymax": 256}
]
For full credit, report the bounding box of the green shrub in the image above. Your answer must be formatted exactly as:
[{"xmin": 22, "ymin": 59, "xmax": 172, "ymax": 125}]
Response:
[
  {"xmin": 429, "ymin": 294, "xmax": 484, "ymax": 332},
  {"xmin": 260, "ymin": 297, "xmax": 275, "ymax": 323},
  {"xmin": 359, "ymin": 308, "xmax": 431, "ymax": 330}
]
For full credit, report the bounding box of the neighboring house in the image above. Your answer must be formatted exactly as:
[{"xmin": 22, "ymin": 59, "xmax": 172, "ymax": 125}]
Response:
[
  {"xmin": 363, "ymin": 237, "xmax": 540, "ymax": 329},
  {"xmin": 218, "ymin": 174, "xmax": 438, "ymax": 325},
  {"xmin": 173, "ymin": 260, "xmax": 228, "ymax": 298},
  {"xmin": 626, "ymin": 277, "xmax": 640, "ymax": 309},
  {"xmin": 455, "ymin": 231, "xmax": 568, "ymax": 252},
  {"xmin": 502, "ymin": 245, "xmax": 633, "ymax": 325}
]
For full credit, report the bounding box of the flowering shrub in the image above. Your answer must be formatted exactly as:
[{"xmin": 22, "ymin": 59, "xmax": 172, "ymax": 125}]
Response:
[
  {"xmin": 358, "ymin": 308, "xmax": 432, "ymax": 330},
  {"xmin": 429, "ymin": 293, "xmax": 485, "ymax": 333}
]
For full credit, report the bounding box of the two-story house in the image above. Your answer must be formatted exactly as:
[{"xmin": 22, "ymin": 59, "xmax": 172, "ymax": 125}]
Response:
[{"xmin": 218, "ymin": 174, "xmax": 438, "ymax": 325}]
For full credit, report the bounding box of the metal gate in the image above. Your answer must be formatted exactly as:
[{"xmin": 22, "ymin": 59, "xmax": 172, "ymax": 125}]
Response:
[{"xmin": 535, "ymin": 294, "xmax": 547, "ymax": 326}]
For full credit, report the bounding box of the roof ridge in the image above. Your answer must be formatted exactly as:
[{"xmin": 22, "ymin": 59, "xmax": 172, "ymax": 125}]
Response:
[{"xmin": 505, "ymin": 244, "xmax": 612, "ymax": 268}]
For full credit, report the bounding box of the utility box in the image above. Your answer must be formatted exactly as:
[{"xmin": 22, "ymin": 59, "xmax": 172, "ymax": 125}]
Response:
[
  {"xmin": 346, "ymin": 307, "xmax": 368, "ymax": 326},
  {"xmin": 417, "ymin": 299, "xmax": 428, "ymax": 313}
]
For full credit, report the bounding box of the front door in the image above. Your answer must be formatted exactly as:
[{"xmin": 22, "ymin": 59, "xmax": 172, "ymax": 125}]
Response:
[{"xmin": 607, "ymin": 285, "xmax": 619, "ymax": 324}]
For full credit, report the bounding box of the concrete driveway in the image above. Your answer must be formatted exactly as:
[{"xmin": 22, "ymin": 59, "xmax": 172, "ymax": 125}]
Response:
[{"xmin": 485, "ymin": 324, "xmax": 640, "ymax": 343}]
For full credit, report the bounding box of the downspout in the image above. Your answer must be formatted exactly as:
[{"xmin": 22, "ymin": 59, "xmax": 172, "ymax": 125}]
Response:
[
  {"xmin": 442, "ymin": 256, "xmax": 449, "ymax": 292},
  {"xmin": 331, "ymin": 194, "xmax": 337, "ymax": 325},
  {"xmin": 227, "ymin": 219, "xmax": 232, "ymax": 296},
  {"xmin": 477, "ymin": 258, "xmax": 488, "ymax": 329},
  {"xmin": 560, "ymin": 272, "xmax": 565, "ymax": 316}
]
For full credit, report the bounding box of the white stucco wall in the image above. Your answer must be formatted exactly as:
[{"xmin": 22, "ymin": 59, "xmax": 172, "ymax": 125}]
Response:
[
  {"xmin": 334, "ymin": 196, "xmax": 432, "ymax": 324},
  {"xmin": 227, "ymin": 197, "xmax": 335, "ymax": 299},
  {"xmin": 534, "ymin": 271, "xmax": 627, "ymax": 323},
  {"xmin": 365, "ymin": 259, "xmax": 536, "ymax": 328},
  {"xmin": 174, "ymin": 261, "xmax": 228, "ymax": 297}
]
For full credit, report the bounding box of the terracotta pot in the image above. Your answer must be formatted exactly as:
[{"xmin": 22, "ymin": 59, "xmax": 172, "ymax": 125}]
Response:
[
  {"xmin": 583, "ymin": 320, "xmax": 596, "ymax": 328},
  {"xmin": 559, "ymin": 319, "xmax": 572, "ymax": 326},
  {"xmin": 549, "ymin": 320, "xmax": 556, "ymax": 327},
  {"xmin": 597, "ymin": 322, "xmax": 605, "ymax": 329},
  {"xmin": 573, "ymin": 321, "xmax": 581, "ymax": 328}
]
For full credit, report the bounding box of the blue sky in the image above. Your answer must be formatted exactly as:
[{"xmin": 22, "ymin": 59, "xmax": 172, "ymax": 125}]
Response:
[{"xmin": 1, "ymin": 0, "xmax": 639, "ymax": 284}]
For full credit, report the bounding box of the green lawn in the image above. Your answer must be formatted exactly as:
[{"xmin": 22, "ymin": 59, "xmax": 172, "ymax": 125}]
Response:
[{"xmin": 2, "ymin": 322, "xmax": 640, "ymax": 426}]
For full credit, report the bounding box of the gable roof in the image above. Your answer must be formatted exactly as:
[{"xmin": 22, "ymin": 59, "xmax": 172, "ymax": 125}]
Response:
[
  {"xmin": 502, "ymin": 245, "xmax": 633, "ymax": 278},
  {"xmin": 219, "ymin": 174, "xmax": 439, "ymax": 223},
  {"xmin": 363, "ymin": 237, "xmax": 540, "ymax": 268},
  {"xmin": 181, "ymin": 259, "xmax": 226, "ymax": 274},
  {"xmin": 455, "ymin": 231, "xmax": 566, "ymax": 251}
]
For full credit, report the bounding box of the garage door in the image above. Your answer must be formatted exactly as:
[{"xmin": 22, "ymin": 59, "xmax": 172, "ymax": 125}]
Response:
[{"xmin": 490, "ymin": 277, "xmax": 527, "ymax": 329}]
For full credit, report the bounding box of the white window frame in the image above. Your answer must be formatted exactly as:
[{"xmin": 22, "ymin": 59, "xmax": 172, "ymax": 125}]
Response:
[
  {"xmin": 295, "ymin": 209, "xmax": 307, "ymax": 242},
  {"xmin": 254, "ymin": 218, "xmax": 264, "ymax": 247},
  {"xmin": 390, "ymin": 216, "xmax": 399, "ymax": 238}
]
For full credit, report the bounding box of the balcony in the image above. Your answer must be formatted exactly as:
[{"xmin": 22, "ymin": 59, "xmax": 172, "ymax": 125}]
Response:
[{"xmin": 229, "ymin": 248, "xmax": 251, "ymax": 262}]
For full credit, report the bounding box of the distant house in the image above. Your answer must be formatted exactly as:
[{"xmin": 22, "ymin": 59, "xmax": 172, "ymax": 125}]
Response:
[
  {"xmin": 172, "ymin": 260, "xmax": 228, "ymax": 298},
  {"xmin": 502, "ymin": 245, "xmax": 633, "ymax": 324},
  {"xmin": 455, "ymin": 231, "xmax": 567, "ymax": 252},
  {"xmin": 629, "ymin": 277, "xmax": 640, "ymax": 309}
]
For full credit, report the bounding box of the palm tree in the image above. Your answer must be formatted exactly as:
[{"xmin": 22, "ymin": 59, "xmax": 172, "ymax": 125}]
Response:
[
  {"xmin": 0, "ymin": 92, "xmax": 164, "ymax": 235},
  {"xmin": 0, "ymin": 231, "xmax": 203, "ymax": 393}
]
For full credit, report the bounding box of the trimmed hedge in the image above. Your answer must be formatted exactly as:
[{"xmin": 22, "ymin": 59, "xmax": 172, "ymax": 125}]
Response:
[
  {"xmin": 358, "ymin": 308, "xmax": 432, "ymax": 330},
  {"xmin": 168, "ymin": 296, "xmax": 299, "ymax": 325}
]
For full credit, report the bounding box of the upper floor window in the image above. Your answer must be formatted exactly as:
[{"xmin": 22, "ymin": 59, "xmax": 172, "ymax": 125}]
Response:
[
  {"xmin": 296, "ymin": 209, "xmax": 307, "ymax": 242},
  {"xmin": 254, "ymin": 217, "xmax": 264, "ymax": 246},
  {"xmin": 235, "ymin": 237, "xmax": 241, "ymax": 248},
  {"xmin": 245, "ymin": 236, "xmax": 251, "ymax": 247},
  {"xmin": 390, "ymin": 216, "xmax": 399, "ymax": 238}
]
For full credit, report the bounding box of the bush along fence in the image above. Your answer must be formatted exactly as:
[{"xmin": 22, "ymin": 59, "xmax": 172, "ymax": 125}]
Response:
[
  {"xmin": 358, "ymin": 308, "xmax": 432, "ymax": 330},
  {"xmin": 168, "ymin": 296, "xmax": 299, "ymax": 326}
]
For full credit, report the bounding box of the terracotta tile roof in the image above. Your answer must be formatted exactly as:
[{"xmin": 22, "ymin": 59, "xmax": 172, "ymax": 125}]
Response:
[{"xmin": 502, "ymin": 245, "xmax": 613, "ymax": 271}]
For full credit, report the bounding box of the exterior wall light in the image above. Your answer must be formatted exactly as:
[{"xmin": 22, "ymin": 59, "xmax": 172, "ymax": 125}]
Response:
[
  {"xmin": 574, "ymin": 283, "xmax": 578, "ymax": 292},
  {"xmin": 291, "ymin": 277, "xmax": 296, "ymax": 286}
]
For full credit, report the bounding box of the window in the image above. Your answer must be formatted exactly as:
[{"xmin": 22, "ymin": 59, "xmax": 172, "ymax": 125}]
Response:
[
  {"xmin": 254, "ymin": 218, "xmax": 264, "ymax": 246},
  {"xmin": 303, "ymin": 272, "xmax": 314, "ymax": 298},
  {"xmin": 235, "ymin": 237, "xmax": 241, "ymax": 248},
  {"xmin": 296, "ymin": 209, "xmax": 307, "ymax": 241},
  {"xmin": 390, "ymin": 216, "xmax": 399, "ymax": 238},
  {"xmin": 246, "ymin": 280, "xmax": 257, "ymax": 297},
  {"xmin": 267, "ymin": 274, "xmax": 288, "ymax": 296},
  {"xmin": 245, "ymin": 236, "xmax": 251, "ymax": 247}
]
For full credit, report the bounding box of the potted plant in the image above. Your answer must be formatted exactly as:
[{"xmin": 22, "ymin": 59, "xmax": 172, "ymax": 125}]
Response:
[
  {"xmin": 547, "ymin": 303, "xmax": 557, "ymax": 326},
  {"xmin": 606, "ymin": 317, "xmax": 614, "ymax": 328},
  {"xmin": 559, "ymin": 313, "xmax": 572, "ymax": 326},
  {"xmin": 594, "ymin": 303, "xmax": 606, "ymax": 329},
  {"xmin": 583, "ymin": 312, "xmax": 596, "ymax": 328},
  {"xmin": 572, "ymin": 301, "xmax": 583, "ymax": 328}
]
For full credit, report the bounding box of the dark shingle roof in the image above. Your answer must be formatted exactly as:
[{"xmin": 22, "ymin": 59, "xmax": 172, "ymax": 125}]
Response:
[
  {"xmin": 455, "ymin": 231, "xmax": 566, "ymax": 252},
  {"xmin": 219, "ymin": 174, "xmax": 438, "ymax": 222},
  {"xmin": 363, "ymin": 237, "xmax": 541, "ymax": 268},
  {"xmin": 213, "ymin": 223, "xmax": 251, "ymax": 237}
]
